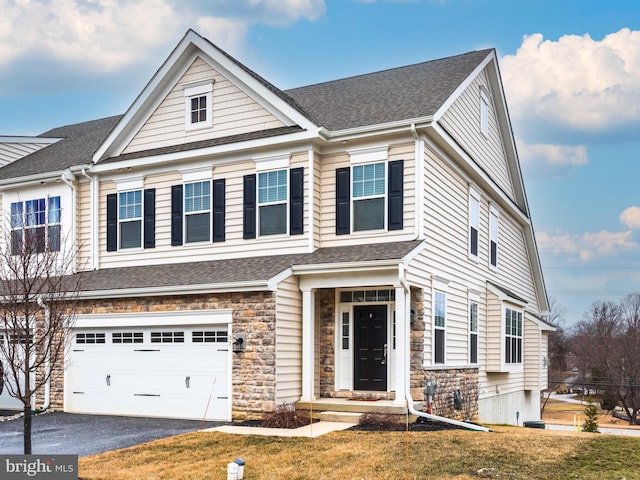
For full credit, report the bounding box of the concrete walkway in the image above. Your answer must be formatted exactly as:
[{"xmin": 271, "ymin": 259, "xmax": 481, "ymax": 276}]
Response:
[
  {"xmin": 545, "ymin": 423, "xmax": 640, "ymax": 437},
  {"xmin": 205, "ymin": 421, "xmax": 356, "ymax": 438}
]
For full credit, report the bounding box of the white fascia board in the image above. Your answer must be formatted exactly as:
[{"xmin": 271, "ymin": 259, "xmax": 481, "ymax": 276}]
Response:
[
  {"xmin": 267, "ymin": 267, "xmax": 294, "ymax": 291},
  {"xmin": 433, "ymin": 51, "xmax": 494, "ymax": 122},
  {"xmin": 77, "ymin": 280, "xmax": 273, "ymax": 300},
  {"xmin": 292, "ymin": 259, "xmax": 400, "ymax": 276},
  {"xmin": 76, "ymin": 309, "xmax": 233, "ymax": 328},
  {"xmin": 0, "ymin": 164, "xmax": 91, "ymax": 190},
  {"xmin": 486, "ymin": 282, "xmax": 528, "ymax": 308},
  {"xmin": 524, "ymin": 311, "xmax": 556, "ymax": 332},
  {"xmin": 0, "ymin": 136, "xmax": 62, "ymax": 144},
  {"xmin": 91, "ymin": 128, "xmax": 320, "ymax": 174}
]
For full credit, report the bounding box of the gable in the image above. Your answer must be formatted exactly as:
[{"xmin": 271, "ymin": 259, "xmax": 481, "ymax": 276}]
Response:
[
  {"xmin": 438, "ymin": 69, "xmax": 516, "ymax": 200},
  {"xmin": 123, "ymin": 57, "xmax": 287, "ymax": 155}
]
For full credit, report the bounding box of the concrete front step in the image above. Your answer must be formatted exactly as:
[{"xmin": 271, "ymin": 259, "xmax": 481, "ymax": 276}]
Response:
[
  {"xmin": 318, "ymin": 411, "xmax": 363, "ymax": 423},
  {"xmin": 297, "ymin": 399, "xmax": 424, "ymax": 415}
]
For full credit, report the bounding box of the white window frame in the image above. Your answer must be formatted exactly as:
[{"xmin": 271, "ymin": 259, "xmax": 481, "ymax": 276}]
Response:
[
  {"xmin": 257, "ymin": 168, "xmax": 289, "ymax": 237},
  {"xmin": 351, "ymin": 161, "xmax": 387, "ymax": 232},
  {"xmin": 469, "ymin": 186, "xmax": 480, "ymax": 260},
  {"xmin": 489, "ymin": 205, "xmax": 499, "ymax": 269},
  {"xmin": 184, "ymin": 80, "xmax": 213, "ymax": 131},
  {"xmin": 504, "ymin": 307, "xmax": 523, "ymax": 365},
  {"xmin": 117, "ymin": 189, "xmax": 143, "ymax": 249},
  {"xmin": 433, "ymin": 290, "xmax": 447, "ymax": 365},
  {"xmin": 10, "ymin": 196, "xmax": 61, "ymax": 255},
  {"xmin": 184, "ymin": 180, "xmax": 212, "ymax": 244},
  {"xmin": 469, "ymin": 300, "xmax": 479, "ymax": 365}
]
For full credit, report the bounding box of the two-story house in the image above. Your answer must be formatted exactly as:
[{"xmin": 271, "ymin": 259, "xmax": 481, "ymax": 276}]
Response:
[{"xmin": 0, "ymin": 30, "xmax": 552, "ymax": 425}]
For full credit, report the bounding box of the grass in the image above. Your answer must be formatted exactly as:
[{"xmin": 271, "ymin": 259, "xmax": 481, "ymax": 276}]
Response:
[{"xmin": 78, "ymin": 426, "xmax": 640, "ymax": 479}]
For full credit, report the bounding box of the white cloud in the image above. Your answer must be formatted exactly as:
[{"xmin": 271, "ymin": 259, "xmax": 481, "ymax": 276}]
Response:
[
  {"xmin": 518, "ymin": 142, "xmax": 588, "ymax": 178},
  {"xmin": 0, "ymin": 0, "xmax": 326, "ymax": 91},
  {"xmin": 620, "ymin": 206, "xmax": 640, "ymax": 229},
  {"xmin": 537, "ymin": 229, "xmax": 640, "ymax": 262},
  {"xmin": 502, "ymin": 29, "xmax": 640, "ymax": 135}
]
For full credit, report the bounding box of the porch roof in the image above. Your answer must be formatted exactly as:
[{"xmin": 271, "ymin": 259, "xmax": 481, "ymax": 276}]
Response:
[{"xmin": 76, "ymin": 240, "xmax": 423, "ymax": 297}]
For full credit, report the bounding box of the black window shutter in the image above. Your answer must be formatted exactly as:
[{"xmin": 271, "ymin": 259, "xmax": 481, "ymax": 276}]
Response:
[
  {"xmin": 243, "ymin": 174, "xmax": 256, "ymax": 239},
  {"xmin": 213, "ymin": 179, "xmax": 225, "ymax": 243},
  {"xmin": 106, "ymin": 193, "xmax": 117, "ymax": 252},
  {"xmin": 335, "ymin": 167, "xmax": 350, "ymax": 235},
  {"xmin": 143, "ymin": 188, "xmax": 156, "ymax": 249},
  {"xmin": 171, "ymin": 185, "xmax": 183, "ymax": 246},
  {"xmin": 289, "ymin": 167, "xmax": 304, "ymax": 235},
  {"xmin": 388, "ymin": 160, "xmax": 404, "ymax": 231}
]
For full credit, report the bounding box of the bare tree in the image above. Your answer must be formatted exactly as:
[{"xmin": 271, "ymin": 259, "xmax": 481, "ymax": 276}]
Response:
[
  {"xmin": 0, "ymin": 218, "xmax": 81, "ymax": 454},
  {"xmin": 541, "ymin": 297, "xmax": 569, "ymax": 415},
  {"xmin": 572, "ymin": 298, "xmax": 640, "ymax": 425}
]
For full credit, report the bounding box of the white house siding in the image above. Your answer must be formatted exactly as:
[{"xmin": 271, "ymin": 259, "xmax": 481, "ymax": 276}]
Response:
[
  {"xmin": 524, "ymin": 318, "xmax": 548, "ymax": 391},
  {"xmin": 438, "ymin": 70, "xmax": 515, "ymax": 201},
  {"xmin": 77, "ymin": 179, "xmax": 91, "ymax": 269},
  {"xmin": 123, "ymin": 57, "xmax": 286, "ymax": 155},
  {"xmin": 318, "ymin": 141, "xmax": 416, "ymax": 248},
  {"xmin": 0, "ymin": 141, "xmax": 53, "ymax": 167},
  {"xmin": 97, "ymin": 152, "xmax": 310, "ymax": 269},
  {"xmin": 275, "ymin": 275, "xmax": 302, "ymax": 404}
]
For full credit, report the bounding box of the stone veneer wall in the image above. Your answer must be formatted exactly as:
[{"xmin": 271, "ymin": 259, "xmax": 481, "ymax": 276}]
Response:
[
  {"xmin": 318, "ymin": 289, "xmax": 335, "ymax": 397},
  {"xmin": 49, "ymin": 292, "xmax": 277, "ymax": 420},
  {"xmin": 424, "ymin": 368, "xmax": 479, "ymax": 421}
]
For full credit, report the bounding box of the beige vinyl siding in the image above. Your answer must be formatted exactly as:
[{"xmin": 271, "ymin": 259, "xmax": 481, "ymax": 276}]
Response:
[
  {"xmin": 275, "ymin": 275, "xmax": 302, "ymax": 404},
  {"xmin": 524, "ymin": 318, "xmax": 543, "ymax": 390},
  {"xmin": 99, "ymin": 153, "xmax": 310, "ymax": 269},
  {"xmin": 124, "ymin": 57, "xmax": 286, "ymax": 155},
  {"xmin": 76, "ymin": 180, "xmax": 91, "ymax": 270},
  {"xmin": 439, "ymin": 70, "xmax": 514, "ymax": 200},
  {"xmin": 318, "ymin": 142, "xmax": 416, "ymax": 248},
  {"xmin": 485, "ymin": 290, "xmax": 504, "ymax": 372}
]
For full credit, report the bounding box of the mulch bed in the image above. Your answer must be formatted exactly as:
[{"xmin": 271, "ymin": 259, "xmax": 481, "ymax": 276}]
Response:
[{"xmin": 349, "ymin": 417, "xmax": 465, "ymax": 432}]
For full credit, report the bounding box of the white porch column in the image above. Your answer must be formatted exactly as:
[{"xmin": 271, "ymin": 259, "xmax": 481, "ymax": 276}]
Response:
[
  {"xmin": 393, "ymin": 285, "xmax": 409, "ymax": 406},
  {"xmin": 300, "ymin": 287, "xmax": 316, "ymax": 401}
]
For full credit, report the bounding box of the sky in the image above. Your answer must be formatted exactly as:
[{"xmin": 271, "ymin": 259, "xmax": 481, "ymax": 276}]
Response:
[{"xmin": 1, "ymin": 0, "xmax": 640, "ymax": 326}]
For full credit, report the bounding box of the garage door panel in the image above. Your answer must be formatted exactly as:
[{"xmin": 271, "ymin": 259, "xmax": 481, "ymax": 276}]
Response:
[{"xmin": 66, "ymin": 324, "xmax": 231, "ymax": 420}]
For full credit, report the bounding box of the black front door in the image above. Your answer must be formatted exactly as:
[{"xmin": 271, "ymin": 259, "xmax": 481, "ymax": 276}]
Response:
[{"xmin": 353, "ymin": 305, "xmax": 388, "ymax": 391}]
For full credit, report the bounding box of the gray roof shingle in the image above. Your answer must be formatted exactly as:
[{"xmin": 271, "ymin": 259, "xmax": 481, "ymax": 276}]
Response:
[
  {"xmin": 284, "ymin": 49, "xmax": 493, "ymax": 131},
  {"xmin": 77, "ymin": 240, "xmax": 423, "ymax": 294}
]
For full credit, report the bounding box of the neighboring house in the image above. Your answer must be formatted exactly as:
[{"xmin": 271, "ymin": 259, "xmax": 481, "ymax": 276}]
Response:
[{"xmin": 0, "ymin": 30, "xmax": 552, "ymax": 424}]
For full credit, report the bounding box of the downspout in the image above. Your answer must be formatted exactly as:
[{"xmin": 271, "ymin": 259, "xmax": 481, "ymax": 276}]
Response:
[
  {"xmin": 398, "ymin": 263, "xmax": 490, "ymax": 432},
  {"xmin": 81, "ymin": 168, "xmax": 97, "ymax": 270},
  {"xmin": 60, "ymin": 170, "xmax": 77, "ymax": 273},
  {"xmin": 36, "ymin": 296, "xmax": 51, "ymax": 411}
]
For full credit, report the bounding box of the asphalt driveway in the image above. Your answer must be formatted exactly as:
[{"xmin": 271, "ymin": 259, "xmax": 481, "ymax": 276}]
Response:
[{"xmin": 0, "ymin": 412, "xmax": 224, "ymax": 456}]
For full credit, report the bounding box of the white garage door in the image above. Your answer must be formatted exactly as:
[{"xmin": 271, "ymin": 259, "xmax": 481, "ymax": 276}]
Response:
[
  {"xmin": 0, "ymin": 332, "xmax": 28, "ymax": 411},
  {"xmin": 66, "ymin": 324, "xmax": 231, "ymax": 421}
]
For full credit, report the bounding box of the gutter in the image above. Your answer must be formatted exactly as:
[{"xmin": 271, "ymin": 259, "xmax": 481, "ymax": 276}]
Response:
[
  {"xmin": 36, "ymin": 296, "xmax": 51, "ymax": 411},
  {"xmin": 59, "ymin": 170, "xmax": 77, "ymax": 273},
  {"xmin": 398, "ymin": 263, "xmax": 491, "ymax": 432}
]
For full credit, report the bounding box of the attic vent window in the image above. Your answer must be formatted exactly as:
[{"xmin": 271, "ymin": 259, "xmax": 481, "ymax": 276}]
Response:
[{"xmin": 184, "ymin": 80, "xmax": 213, "ymax": 130}]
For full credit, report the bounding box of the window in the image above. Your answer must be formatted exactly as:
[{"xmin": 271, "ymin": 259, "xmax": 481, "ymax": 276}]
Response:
[
  {"xmin": 489, "ymin": 207, "xmax": 499, "ymax": 268},
  {"xmin": 353, "ymin": 162, "xmax": 385, "ymax": 231},
  {"xmin": 76, "ymin": 333, "xmax": 106, "ymax": 344},
  {"xmin": 469, "ymin": 187, "xmax": 480, "ymax": 258},
  {"xmin": 336, "ymin": 160, "xmax": 403, "ymax": 235},
  {"xmin": 118, "ymin": 190, "xmax": 142, "ymax": 249},
  {"xmin": 184, "ymin": 81, "xmax": 213, "ymax": 130},
  {"xmin": 258, "ymin": 169, "xmax": 287, "ymax": 236},
  {"xmin": 10, "ymin": 196, "xmax": 61, "ymax": 254},
  {"xmin": 339, "ymin": 289, "xmax": 395, "ymax": 303},
  {"xmin": 341, "ymin": 312, "xmax": 350, "ymax": 350},
  {"xmin": 469, "ymin": 302, "xmax": 478, "ymax": 364},
  {"xmin": 185, "ymin": 181, "xmax": 211, "ymax": 243},
  {"xmin": 112, "ymin": 332, "xmax": 143, "ymax": 344},
  {"xmin": 434, "ymin": 291, "xmax": 446, "ymax": 364},
  {"xmin": 192, "ymin": 331, "xmax": 228, "ymax": 343},
  {"xmin": 107, "ymin": 189, "xmax": 155, "ymax": 251},
  {"xmin": 505, "ymin": 308, "xmax": 522, "ymax": 364},
  {"xmin": 150, "ymin": 331, "xmax": 184, "ymax": 343},
  {"xmin": 480, "ymin": 87, "xmax": 490, "ymax": 137},
  {"xmin": 243, "ymin": 167, "xmax": 303, "ymax": 239}
]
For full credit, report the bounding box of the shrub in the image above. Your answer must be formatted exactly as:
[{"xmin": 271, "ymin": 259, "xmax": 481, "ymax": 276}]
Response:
[
  {"xmin": 582, "ymin": 397, "xmax": 600, "ymax": 433},
  {"xmin": 600, "ymin": 390, "xmax": 618, "ymax": 412},
  {"xmin": 357, "ymin": 411, "xmax": 404, "ymax": 430},
  {"xmin": 261, "ymin": 402, "xmax": 312, "ymax": 429}
]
